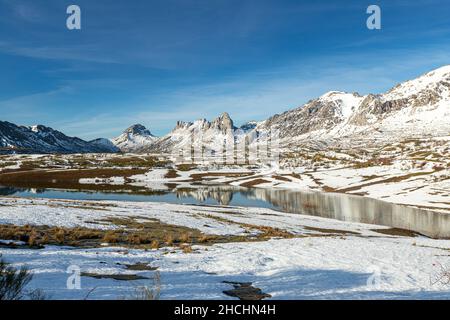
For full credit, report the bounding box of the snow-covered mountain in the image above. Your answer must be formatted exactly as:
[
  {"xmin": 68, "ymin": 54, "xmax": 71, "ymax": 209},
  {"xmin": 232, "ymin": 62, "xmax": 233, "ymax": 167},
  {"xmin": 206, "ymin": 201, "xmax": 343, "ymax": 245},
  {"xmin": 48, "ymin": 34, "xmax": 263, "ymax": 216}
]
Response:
[
  {"xmin": 156, "ymin": 113, "xmax": 237, "ymax": 152},
  {"xmin": 111, "ymin": 65, "xmax": 450, "ymax": 153},
  {"xmin": 117, "ymin": 113, "xmax": 262, "ymax": 153},
  {"xmin": 2, "ymin": 65, "xmax": 449, "ymax": 154},
  {"xmin": 259, "ymin": 65, "xmax": 450, "ymax": 144},
  {"xmin": 0, "ymin": 122, "xmax": 117, "ymax": 154},
  {"xmin": 110, "ymin": 124, "xmax": 157, "ymax": 153}
]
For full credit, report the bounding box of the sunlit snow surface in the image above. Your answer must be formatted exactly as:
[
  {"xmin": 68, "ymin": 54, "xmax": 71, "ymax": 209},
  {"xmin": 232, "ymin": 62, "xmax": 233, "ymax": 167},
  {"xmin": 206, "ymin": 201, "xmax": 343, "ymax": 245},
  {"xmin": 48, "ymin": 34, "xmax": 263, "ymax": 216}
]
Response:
[{"xmin": 1, "ymin": 198, "xmax": 450, "ymax": 300}]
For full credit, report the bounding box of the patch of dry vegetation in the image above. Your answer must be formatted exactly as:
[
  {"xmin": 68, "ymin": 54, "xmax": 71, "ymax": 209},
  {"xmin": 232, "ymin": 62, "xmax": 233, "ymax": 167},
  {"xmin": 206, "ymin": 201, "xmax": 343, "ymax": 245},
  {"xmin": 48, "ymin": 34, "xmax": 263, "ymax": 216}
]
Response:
[
  {"xmin": 353, "ymin": 157, "xmax": 393, "ymax": 168},
  {"xmin": 0, "ymin": 168, "xmax": 148, "ymax": 190},
  {"xmin": 240, "ymin": 179, "xmax": 271, "ymax": 188},
  {"xmin": 176, "ymin": 164, "xmax": 197, "ymax": 171},
  {"xmin": 272, "ymin": 175, "xmax": 292, "ymax": 182},
  {"xmin": 164, "ymin": 169, "xmax": 180, "ymax": 179}
]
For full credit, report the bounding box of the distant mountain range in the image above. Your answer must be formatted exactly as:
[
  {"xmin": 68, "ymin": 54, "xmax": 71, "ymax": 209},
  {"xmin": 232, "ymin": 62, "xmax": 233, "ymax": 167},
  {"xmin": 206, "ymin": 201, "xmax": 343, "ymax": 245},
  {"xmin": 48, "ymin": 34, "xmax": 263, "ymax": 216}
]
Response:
[
  {"xmin": 1, "ymin": 65, "xmax": 449, "ymax": 154},
  {"xmin": 0, "ymin": 123, "xmax": 118, "ymax": 154}
]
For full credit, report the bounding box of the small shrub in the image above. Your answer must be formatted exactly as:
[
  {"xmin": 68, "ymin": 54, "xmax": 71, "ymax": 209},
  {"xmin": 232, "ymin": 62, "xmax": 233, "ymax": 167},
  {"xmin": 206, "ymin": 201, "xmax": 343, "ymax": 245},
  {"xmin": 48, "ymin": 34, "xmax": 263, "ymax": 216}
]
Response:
[
  {"xmin": 150, "ymin": 240, "xmax": 159, "ymax": 250},
  {"xmin": 28, "ymin": 229, "xmax": 39, "ymax": 247},
  {"xmin": 103, "ymin": 231, "xmax": 119, "ymax": 243},
  {"xmin": 176, "ymin": 164, "xmax": 196, "ymax": 171},
  {"xmin": 55, "ymin": 228, "xmax": 65, "ymax": 244},
  {"xmin": 40, "ymin": 234, "xmax": 49, "ymax": 244},
  {"xmin": 28, "ymin": 288, "xmax": 49, "ymax": 300},
  {"xmin": 198, "ymin": 235, "xmax": 211, "ymax": 243},
  {"xmin": 179, "ymin": 232, "xmax": 191, "ymax": 244},
  {"xmin": 164, "ymin": 169, "xmax": 180, "ymax": 179},
  {"xmin": 132, "ymin": 271, "xmax": 161, "ymax": 300},
  {"xmin": 164, "ymin": 234, "xmax": 174, "ymax": 246},
  {"xmin": 127, "ymin": 234, "xmax": 142, "ymax": 245},
  {"xmin": 0, "ymin": 256, "xmax": 33, "ymax": 300},
  {"xmin": 182, "ymin": 245, "xmax": 193, "ymax": 254}
]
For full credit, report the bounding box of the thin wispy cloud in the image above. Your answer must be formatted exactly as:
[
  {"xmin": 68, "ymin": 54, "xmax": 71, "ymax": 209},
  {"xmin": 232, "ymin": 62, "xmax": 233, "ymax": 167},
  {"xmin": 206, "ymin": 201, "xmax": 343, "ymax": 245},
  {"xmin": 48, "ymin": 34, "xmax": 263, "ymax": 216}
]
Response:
[
  {"xmin": 0, "ymin": 0, "xmax": 449, "ymax": 139},
  {"xmin": 0, "ymin": 42, "xmax": 118, "ymax": 64}
]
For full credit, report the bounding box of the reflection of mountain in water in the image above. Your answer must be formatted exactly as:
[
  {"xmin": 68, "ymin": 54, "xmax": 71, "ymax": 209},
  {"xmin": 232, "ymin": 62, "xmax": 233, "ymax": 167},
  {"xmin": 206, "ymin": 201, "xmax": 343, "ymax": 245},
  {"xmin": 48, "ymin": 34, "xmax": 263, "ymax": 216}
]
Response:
[
  {"xmin": 0, "ymin": 187, "xmax": 49, "ymax": 196},
  {"xmin": 165, "ymin": 186, "xmax": 450, "ymax": 238},
  {"xmin": 245, "ymin": 188, "xmax": 450, "ymax": 239},
  {"xmin": 1, "ymin": 184, "xmax": 448, "ymax": 238},
  {"xmin": 0, "ymin": 187, "xmax": 24, "ymax": 196},
  {"xmin": 175, "ymin": 186, "xmax": 235, "ymax": 205}
]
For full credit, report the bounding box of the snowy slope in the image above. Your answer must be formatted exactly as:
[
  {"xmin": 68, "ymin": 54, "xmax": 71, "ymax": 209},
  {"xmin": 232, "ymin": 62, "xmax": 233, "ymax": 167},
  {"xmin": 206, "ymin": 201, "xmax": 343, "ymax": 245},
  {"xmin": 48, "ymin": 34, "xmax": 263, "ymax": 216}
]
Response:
[
  {"xmin": 1, "ymin": 197, "xmax": 450, "ymax": 299},
  {"xmin": 110, "ymin": 124, "xmax": 157, "ymax": 153}
]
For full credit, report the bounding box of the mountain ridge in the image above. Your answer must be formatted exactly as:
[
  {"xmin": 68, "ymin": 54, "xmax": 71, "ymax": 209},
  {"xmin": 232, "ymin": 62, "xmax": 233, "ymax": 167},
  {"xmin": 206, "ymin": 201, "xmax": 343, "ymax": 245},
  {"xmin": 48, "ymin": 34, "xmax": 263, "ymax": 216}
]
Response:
[
  {"xmin": 112, "ymin": 65, "xmax": 449, "ymax": 153},
  {"xmin": 0, "ymin": 121, "xmax": 118, "ymax": 154},
  {"xmin": 1, "ymin": 65, "xmax": 449, "ymax": 154}
]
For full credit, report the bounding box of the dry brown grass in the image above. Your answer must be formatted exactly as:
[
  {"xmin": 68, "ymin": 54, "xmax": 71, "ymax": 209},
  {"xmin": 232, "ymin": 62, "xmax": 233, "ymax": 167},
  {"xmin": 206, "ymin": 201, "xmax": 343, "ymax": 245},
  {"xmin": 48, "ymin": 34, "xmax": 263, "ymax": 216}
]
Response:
[
  {"xmin": 254, "ymin": 225, "xmax": 294, "ymax": 239},
  {"xmin": 164, "ymin": 169, "xmax": 180, "ymax": 179},
  {"xmin": 240, "ymin": 179, "xmax": 271, "ymax": 188},
  {"xmin": 164, "ymin": 234, "xmax": 174, "ymax": 246},
  {"xmin": 353, "ymin": 157, "xmax": 393, "ymax": 169},
  {"xmin": 272, "ymin": 175, "xmax": 291, "ymax": 182},
  {"xmin": 0, "ymin": 168, "xmax": 148, "ymax": 191},
  {"xmin": 55, "ymin": 228, "xmax": 65, "ymax": 244},
  {"xmin": 198, "ymin": 235, "xmax": 212, "ymax": 243},
  {"xmin": 150, "ymin": 240, "xmax": 160, "ymax": 249},
  {"xmin": 370, "ymin": 228, "xmax": 418, "ymax": 237},
  {"xmin": 0, "ymin": 211, "xmax": 300, "ymax": 251},
  {"xmin": 338, "ymin": 171, "xmax": 435, "ymax": 193},
  {"xmin": 101, "ymin": 156, "xmax": 167, "ymax": 168},
  {"xmin": 202, "ymin": 214, "xmax": 294, "ymax": 240},
  {"xmin": 181, "ymin": 245, "xmax": 193, "ymax": 253},
  {"xmin": 289, "ymin": 173, "xmax": 302, "ymax": 180},
  {"xmin": 126, "ymin": 234, "xmax": 142, "ymax": 245},
  {"xmin": 103, "ymin": 231, "xmax": 119, "ymax": 243},
  {"xmin": 303, "ymin": 226, "xmax": 360, "ymax": 235},
  {"xmin": 179, "ymin": 232, "xmax": 191, "ymax": 243},
  {"xmin": 27, "ymin": 229, "xmax": 39, "ymax": 247},
  {"xmin": 176, "ymin": 164, "xmax": 197, "ymax": 171}
]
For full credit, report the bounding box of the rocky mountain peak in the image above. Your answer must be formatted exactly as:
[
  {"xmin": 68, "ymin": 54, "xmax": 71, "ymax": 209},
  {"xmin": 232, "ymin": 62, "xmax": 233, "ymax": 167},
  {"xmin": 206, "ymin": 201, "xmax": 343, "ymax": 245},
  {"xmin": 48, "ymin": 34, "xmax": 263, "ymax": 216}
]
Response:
[
  {"xmin": 124, "ymin": 124, "xmax": 153, "ymax": 137},
  {"xmin": 174, "ymin": 121, "xmax": 193, "ymax": 131},
  {"xmin": 111, "ymin": 124, "xmax": 157, "ymax": 153},
  {"xmin": 211, "ymin": 112, "xmax": 235, "ymax": 134},
  {"xmin": 30, "ymin": 125, "xmax": 57, "ymax": 136}
]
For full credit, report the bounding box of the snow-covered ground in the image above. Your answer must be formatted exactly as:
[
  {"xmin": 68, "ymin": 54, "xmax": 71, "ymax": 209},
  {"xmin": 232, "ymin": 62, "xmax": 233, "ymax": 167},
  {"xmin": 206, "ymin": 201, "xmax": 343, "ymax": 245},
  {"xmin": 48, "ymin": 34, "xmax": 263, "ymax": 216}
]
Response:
[
  {"xmin": 0, "ymin": 144, "xmax": 449, "ymax": 299},
  {"xmin": 1, "ymin": 197, "xmax": 450, "ymax": 300}
]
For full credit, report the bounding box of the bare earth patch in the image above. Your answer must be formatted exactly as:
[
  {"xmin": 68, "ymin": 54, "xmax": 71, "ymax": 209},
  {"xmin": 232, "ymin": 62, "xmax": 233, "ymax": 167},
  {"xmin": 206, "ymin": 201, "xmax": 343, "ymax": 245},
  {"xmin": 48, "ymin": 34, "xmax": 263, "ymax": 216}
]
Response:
[{"xmin": 223, "ymin": 281, "xmax": 272, "ymax": 300}]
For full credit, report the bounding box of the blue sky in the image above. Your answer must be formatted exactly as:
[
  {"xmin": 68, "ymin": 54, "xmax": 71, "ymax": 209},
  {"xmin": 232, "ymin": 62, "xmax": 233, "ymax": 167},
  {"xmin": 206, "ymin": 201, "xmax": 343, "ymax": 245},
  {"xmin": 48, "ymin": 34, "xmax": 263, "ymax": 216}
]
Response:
[{"xmin": 0, "ymin": 0, "xmax": 449, "ymax": 139}]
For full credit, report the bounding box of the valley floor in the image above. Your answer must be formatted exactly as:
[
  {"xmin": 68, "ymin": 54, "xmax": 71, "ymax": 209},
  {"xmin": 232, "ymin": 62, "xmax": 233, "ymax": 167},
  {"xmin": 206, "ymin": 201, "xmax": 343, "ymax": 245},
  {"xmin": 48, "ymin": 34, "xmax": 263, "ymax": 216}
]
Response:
[
  {"xmin": 0, "ymin": 148, "xmax": 449, "ymax": 299},
  {"xmin": 0, "ymin": 198, "xmax": 449, "ymax": 299}
]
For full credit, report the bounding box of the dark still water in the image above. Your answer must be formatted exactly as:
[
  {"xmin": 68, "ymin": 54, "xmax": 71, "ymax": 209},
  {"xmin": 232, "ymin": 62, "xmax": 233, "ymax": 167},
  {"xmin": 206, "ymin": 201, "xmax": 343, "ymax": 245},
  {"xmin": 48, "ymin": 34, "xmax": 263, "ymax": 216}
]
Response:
[{"xmin": 1, "ymin": 186, "xmax": 449, "ymax": 239}]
